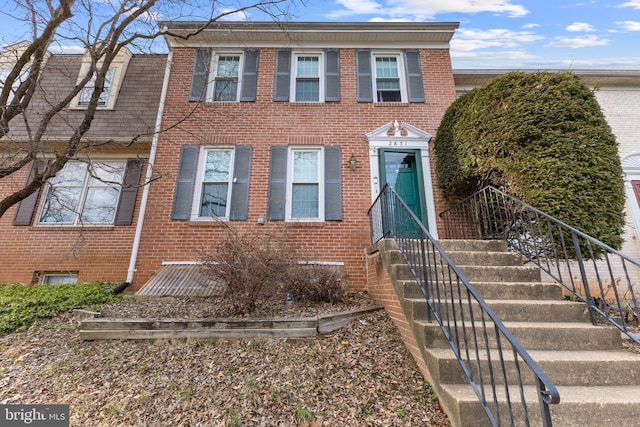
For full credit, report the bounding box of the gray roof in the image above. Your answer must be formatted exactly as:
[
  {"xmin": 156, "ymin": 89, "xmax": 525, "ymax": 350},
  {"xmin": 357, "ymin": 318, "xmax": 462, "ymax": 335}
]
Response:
[
  {"xmin": 454, "ymin": 69, "xmax": 640, "ymax": 89},
  {"xmin": 4, "ymin": 53, "xmax": 167, "ymax": 143}
]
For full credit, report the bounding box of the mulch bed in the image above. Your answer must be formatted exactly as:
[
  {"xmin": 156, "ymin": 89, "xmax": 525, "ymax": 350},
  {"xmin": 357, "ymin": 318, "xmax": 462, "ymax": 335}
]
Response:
[{"xmin": 0, "ymin": 292, "xmax": 451, "ymax": 426}]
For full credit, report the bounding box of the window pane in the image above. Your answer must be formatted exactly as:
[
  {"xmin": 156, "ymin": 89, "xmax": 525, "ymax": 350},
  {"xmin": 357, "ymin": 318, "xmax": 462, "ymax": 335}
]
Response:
[
  {"xmin": 39, "ymin": 187, "xmax": 81, "ymax": 224},
  {"xmin": 292, "ymin": 183, "xmax": 319, "ymax": 218},
  {"xmin": 295, "ymin": 79, "xmax": 319, "ymax": 102},
  {"xmin": 214, "ymin": 79, "xmax": 238, "ymax": 101},
  {"xmin": 81, "ymin": 186, "xmax": 120, "ymax": 223},
  {"xmin": 42, "ymin": 274, "xmax": 78, "ymax": 285},
  {"xmin": 88, "ymin": 162, "xmax": 126, "ymax": 186},
  {"xmin": 204, "ymin": 151, "xmax": 231, "ymax": 182},
  {"xmin": 375, "ymin": 57, "xmax": 398, "ymax": 78},
  {"xmin": 297, "ymin": 57, "xmax": 318, "ymax": 77},
  {"xmin": 216, "ymin": 56, "xmax": 240, "ymax": 77},
  {"xmin": 377, "ymin": 89, "xmax": 402, "ymax": 102},
  {"xmin": 78, "ymin": 67, "xmax": 115, "ymax": 107},
  {"xmin": 200, "ymin": 183, "xmax": 229, "ymax": 217},
  {"xmin": 293, "ymin": 151, "xmax": 318, "ymax": 182}
]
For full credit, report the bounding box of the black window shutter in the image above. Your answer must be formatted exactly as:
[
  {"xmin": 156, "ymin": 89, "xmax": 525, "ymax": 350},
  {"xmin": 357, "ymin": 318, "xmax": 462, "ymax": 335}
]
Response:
[
  {"xmin": 267, "ymin": 146, "xmax": 287, "ymax": 220},
  {"xmin": 171, "ymin": 146, "xmax": 199, "ymax": 220},
  {"xmin": 229, "ymin": 146, "xmax": 252, "ymax": 220},
  {"xmin": 356, "ymin": 50, "xmax": 373, "ymax": 102},
  {"xmin": 114, "ymin": 159, "xmax": 143, "ymax": 226},
  {"xmin": 273, "ymin": 49, "xmax": 291, "ymax": 102},
  {"xmin": 188, "ymin": 48, "xmax": 211, "ymax": 102},
  {"xmin": 324, "ymin": 147, "xmax": 342, "ymax": 221},
  {"xmin": 325, "ymin": 50, "xmax": 340, "ymax": 102},
  {"xmin": 405, "ymin": 50, "xmax": 425, "ymax": 103},
  {"xmin": 240, "ymin": 50, "xmax": 259, "ymax": 102},
  {"xmin": 13, "ymin": 160, "xmax": 46, "ymax": 226}
]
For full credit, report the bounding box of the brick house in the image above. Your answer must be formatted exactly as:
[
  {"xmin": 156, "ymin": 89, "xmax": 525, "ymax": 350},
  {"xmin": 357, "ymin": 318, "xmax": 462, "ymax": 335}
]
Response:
[
  {"xmin": 129, "ymin": 21, "xmax": 459, "ymax": 292},
  {"xmin": 0, "ymin": 44, "xmax": 167, "ymax": 285}
]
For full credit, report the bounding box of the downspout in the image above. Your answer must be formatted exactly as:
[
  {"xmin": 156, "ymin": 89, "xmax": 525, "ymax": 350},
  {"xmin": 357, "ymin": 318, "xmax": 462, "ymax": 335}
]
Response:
[{"xmin": 125, "ymin": 50, "xmax": 173, "ymax": 284}]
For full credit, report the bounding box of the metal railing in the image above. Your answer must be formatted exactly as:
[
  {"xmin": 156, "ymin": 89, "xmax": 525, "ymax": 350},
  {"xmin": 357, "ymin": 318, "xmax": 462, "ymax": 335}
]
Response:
[
  {"xmin": 369, "ymin": 184, "xmax": 560, "ymax": 427},
  {"xmin": 439, "ymin": 186, "xmax": 640, "ymax": 345}
]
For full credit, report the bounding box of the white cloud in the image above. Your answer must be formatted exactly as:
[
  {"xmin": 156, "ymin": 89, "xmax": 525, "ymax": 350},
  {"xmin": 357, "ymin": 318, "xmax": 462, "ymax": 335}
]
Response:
[
  {"xmin": 451, "ymin": 50, "xmax": 536, "ymax": 60},
  {"xmin": 522, "ymin": 23, "xmax": 540, "ymax": 29},
  {"xmin": 218, "ymin": 7, "xmax": 250, "ymax": 20},
  {"xmin": 618, "ymin": 1, "xmax": 640, "ymax": 9},
  {"xmin": 327, "ymin": 0, "xmax": 529, "ymax": 20},
  {"xmin": 616, "ymin": 20, "xmax": 640, "ymax": 31},
  {"xmin": 452, "ymin": 28, "xmax": 544, "ymax": 52},
  {"xmin": 566, "ymin": 22, "xmax": 595, "ymax": 32},
  {"xmin": 544, "ymin": 35, "xmax": 610, "ymax": 48},
  {"xmin": 48, "ymin": 45, "xmax": 86, "ymax": 54}
]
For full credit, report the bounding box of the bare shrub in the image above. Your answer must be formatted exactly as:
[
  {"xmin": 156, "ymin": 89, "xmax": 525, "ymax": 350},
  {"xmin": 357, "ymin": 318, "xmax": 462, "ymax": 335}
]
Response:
[
  {"xmin": 200, "ymin": 226, "xmax": 294, "ymax": 315},
  {"xmin": 286, "ymin": 263, "xmax": 346, "ymax": 304}
]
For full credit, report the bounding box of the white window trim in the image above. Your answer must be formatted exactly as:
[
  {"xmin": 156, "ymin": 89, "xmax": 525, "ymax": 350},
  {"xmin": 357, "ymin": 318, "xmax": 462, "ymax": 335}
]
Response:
[
  {"xmin": 191, "ymin": 146, "xmax": 236, "ymax": 221},
  {"xmin": 371, "ymin": 51, "xmax": 408, "ymax": 103},
  {"xmin": 285, "ymin": 146, "xmax": 325, "ymax": 222},
  {"xmin": 36, "ymin": 160, "xmax": 126, "ymax": 226},
  {"xmin": 70, "ymin": 47, "xmax": 132, "ymax": 110},
  {"xmin": 290, "ymin": 51, "xmax": 325, "ymax": 103},
  {"xmin": 206, "ymin": 51, "xmax": 244, "ymax": 102}
]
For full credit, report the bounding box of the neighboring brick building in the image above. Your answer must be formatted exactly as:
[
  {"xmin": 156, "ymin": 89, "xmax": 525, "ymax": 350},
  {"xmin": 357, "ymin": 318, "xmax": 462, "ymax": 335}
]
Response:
[
  {"xmin": 0, "ymin": 45, "xmax": 167, "ymax": 284},
  {"xmin": 129, "ymin": 21, "xmax": 460, "ymax": 292}
]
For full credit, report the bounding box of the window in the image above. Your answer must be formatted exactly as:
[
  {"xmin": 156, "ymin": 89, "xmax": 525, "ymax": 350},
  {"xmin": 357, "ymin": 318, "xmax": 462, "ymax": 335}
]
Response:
[
  {"xmin": 273, "ymin": 50, "xmax": 340, "ymax": 103},
  {"xmin": 293, "ymin": 54, "xmax": 322, "ymax": 102},
  {"xmin": 356, "ymin": 50, "xmax": 424, "ymax": 103},
  {"xmin": 289, "ymin": 149, "xmax": 322, "ymax": 218},
  {"xmin": 171, "ymin": 145, "xmax": 252, "ymax": 221},
  {"xmin": 38, "ymin": 161, "xmax": 126, "ymax": 225},
  {"xmin": 77, "ymin": 67, "xmax": 116, "ymax": 107},
  {"xmin": 40, "ymin": 273, "xmax": 78, "ymax": 285},
  {"xmin": 210, "ymin": 54, "xmax": 241, "ymax": 102},
  {"xmin": 193, "ymin": 148, "xmax": 234, "ymax": 219},
  {"xmin": 267, "ymin": 146, "xmax": 342, "ymax": 222},
  {"xmin": 189, "ymin": 49, "xmax": 259, "ymax": 103}
]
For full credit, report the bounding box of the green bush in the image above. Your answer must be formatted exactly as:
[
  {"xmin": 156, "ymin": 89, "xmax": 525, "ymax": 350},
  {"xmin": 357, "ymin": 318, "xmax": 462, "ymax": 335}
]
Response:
[
  {"xmin": 0, "ymin": 282, "xmax": 121, "ymax": 335},
  {"xmin": 434, "ymin": 71, "xmax": 625, "ymax": 249}
]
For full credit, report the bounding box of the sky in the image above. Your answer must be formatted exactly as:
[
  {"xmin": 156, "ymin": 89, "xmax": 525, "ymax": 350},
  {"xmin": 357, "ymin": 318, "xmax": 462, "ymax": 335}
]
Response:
[
  {"xmin": 0, "ymin": 0, "xmax": 639, "ymax": 70},
  {"xmin": 289, "ymin": 0, "xmax": 640, "ymax": 69}
]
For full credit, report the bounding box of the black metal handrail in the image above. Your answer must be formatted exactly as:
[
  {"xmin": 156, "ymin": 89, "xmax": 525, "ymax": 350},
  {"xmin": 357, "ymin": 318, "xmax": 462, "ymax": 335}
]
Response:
[
  {"xmin": 439, "ymin": 185, "xmax": 640, "ymax": 345},
  {"xmin": 369, "ymin": 184, "xmax": 560, "ymax": 427}
]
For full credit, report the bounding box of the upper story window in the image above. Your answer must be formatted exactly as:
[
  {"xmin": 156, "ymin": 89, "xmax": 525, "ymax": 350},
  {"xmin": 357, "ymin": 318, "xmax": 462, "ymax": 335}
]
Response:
[
  {"xmin": 38, "ymin": 161, "xmax": 126, "ymax": 225},
  {"xmin": 292, "ymin": 53, "xmax": 323, "ymax": 102},
  {"xmin": 210, "ymin": 54, "xmax": 241, "ymax": 102},
  {"xmin": 274, "ymin": 49, "xmax": 340, "ymax": 103},
  {"xmin": 0, "ymin": 41, "xmax": 37, "ymax": 106},
  {"xmin": 374, "ymin": 55, "xmax": 403, "ymax": 102},
  {"xmin": 356, "ymin": 50, "xmax": 424, "ymax": 104},
  {"xmin": 189, "ymin": 49, "xmax": 259, "ymax": 103},
  {"xmin": 71, "ymin": 47, "xmax": 132, "ymax": 110}
]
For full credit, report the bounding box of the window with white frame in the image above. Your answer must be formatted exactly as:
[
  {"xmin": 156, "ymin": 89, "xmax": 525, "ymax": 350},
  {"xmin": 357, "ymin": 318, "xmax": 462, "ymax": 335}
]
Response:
[
  {"xmin": 292, "ymin": 53, "xmax": 323, "ymax": 102},
  {"xmin": 287, "ymin": 147, "xmax": 324, "ymax": 220},
  {"xmin": 210, "ymin": 54, "xmax": 241, "ymax": 102},
  {"xmin": 38, "ymin": 161, "xmax": 125, "ymax": 225},
  {"xmin": 373, "ymin": 54, "xmax": 405, "ymax": 103},
  {"xmin": 192, "ymin": 148, "xmax": 235, "ymax": 219},
  {"xmin": 40, "ymin": 273, "xmax": 78, "ymax": 285},
  {"xmin": 77, "ymin": 67, "xmax": 116, "ymax": 107}
]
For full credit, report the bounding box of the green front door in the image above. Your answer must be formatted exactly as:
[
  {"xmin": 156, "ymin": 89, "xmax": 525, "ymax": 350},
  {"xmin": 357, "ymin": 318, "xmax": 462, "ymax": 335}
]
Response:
[{"xmin": 379, "ymin": 149, "xmax": 426, "ymax": 227}]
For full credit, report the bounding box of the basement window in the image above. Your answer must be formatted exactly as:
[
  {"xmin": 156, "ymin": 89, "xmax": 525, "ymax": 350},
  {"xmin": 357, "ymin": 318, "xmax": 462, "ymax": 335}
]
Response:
[{"xmin": 40, "ymin": 273, "xmax": 78, "ymax": 285}]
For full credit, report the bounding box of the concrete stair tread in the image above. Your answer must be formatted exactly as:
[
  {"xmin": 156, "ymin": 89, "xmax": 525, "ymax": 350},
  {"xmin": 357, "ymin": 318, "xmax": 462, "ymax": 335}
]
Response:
[
  {"xmin": 427, "ymin": 347, "xmax": 640, "ymax": 362},
  {"xmin": 407, "ymin": 297, "xmax": 582, "ymax": 307}
]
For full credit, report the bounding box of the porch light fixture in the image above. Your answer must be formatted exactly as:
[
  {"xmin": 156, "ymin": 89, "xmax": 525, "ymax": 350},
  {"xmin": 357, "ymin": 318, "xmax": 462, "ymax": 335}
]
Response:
[{"xmin": 349, "ymin": 154, "xmax": 357, "ymax": 170}]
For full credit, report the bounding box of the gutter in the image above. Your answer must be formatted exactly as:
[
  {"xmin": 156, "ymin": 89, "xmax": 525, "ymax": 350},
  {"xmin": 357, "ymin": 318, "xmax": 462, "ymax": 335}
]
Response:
[{"xmin": 126, "ymin": 50, "xmax": 173, "ymax": 284}]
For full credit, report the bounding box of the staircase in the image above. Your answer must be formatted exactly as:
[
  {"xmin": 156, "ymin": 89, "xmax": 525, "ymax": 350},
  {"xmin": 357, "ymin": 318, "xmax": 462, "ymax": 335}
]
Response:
[{"xmin": 383, "ymin": 239, "xmax": 640, "ymax": 426}]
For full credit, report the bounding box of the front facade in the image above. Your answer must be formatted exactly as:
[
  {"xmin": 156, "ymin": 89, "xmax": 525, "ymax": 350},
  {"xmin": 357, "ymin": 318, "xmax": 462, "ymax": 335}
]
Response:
[{"xmin": 130, "ymin": 22, "xmax": 459, "ymax": 291}]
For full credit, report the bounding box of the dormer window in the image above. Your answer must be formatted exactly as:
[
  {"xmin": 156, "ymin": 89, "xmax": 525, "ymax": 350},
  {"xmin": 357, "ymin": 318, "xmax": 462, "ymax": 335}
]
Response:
[{"xmin": 71, "ymin": 47, "xmax": 132, "ymax": 110}]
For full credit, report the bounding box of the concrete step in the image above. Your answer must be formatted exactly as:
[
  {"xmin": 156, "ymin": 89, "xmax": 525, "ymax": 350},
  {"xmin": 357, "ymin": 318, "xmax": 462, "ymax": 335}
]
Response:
[
  {"xmin": 408, "ymin": 298, "xmax": 590, "ymax": 323},
  {"xmin": 427, "ymin": 348, "xmax": 640, "ymax": 386},
  {"xmin": 438, "ymin": 239, "xmax": 507, "ymax": 253},
  {"xmin": 471, "ymin": 281, "xmax": 563, "ymax": 300},
  {"xmin": 439, "ymin": 383, "xmax": 640, "ymax": 427},
  {"xmin": 445, "ymin": 250, "xmax": 527, "ymax": 267},
  {"xmin": 391, "ymin": 263, "xmax": 542, "ymax": 283},
  {"xmin": 418, "ymin": 320, "xmax": 622, "ymax": 351}
]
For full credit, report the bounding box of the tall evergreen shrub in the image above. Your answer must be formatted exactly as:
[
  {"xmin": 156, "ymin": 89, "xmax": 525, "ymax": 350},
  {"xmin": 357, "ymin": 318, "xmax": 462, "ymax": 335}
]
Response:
[{"xmin": 434, "ymin": 71, "xmax": 625, "ymax": 249}]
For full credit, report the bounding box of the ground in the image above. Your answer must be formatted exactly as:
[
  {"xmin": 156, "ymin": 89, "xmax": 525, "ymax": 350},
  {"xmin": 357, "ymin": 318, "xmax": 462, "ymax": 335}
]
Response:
[{"xmin": 0, "ymin": 293, "xmax": 451, "ymax": 426}]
